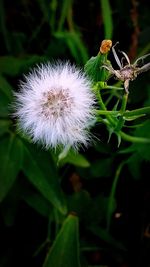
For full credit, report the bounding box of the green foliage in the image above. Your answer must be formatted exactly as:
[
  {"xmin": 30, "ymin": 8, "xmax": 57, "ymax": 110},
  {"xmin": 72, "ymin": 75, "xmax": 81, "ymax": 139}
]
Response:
[
  {"xmin": 0, "ymin": 75, "xmax": 13, "ymax": 99},
  {"xmin": 23, "ymin": 191, "xmax": 52, "ymax": 217},
  {"xmin": 0, "ymin": 0, "xmax": 150, "ymax": 267},
  {"xmin": 22, "ymin": 141, "xmax": 67, "ymax": 215},
  {"xmin": 67, "ymin": 191, "xmax": 116, "ymax": 228},
  {"xmin": 133, "ymin": 120, "xmax": 150, "ymax": 161},
  {"xmin": 127, "ymin": 153, "xmax": 142, "ymax": 180},
  {"xmin": 54, "ymin": 31, "xmax": 89, "ymax": 64},
  {"xmin": 100, "ymin": 0, "xmax": 113, "ymax": 39},
  {"xmin": 84, "ymin": 53, "xmax": 110, "ymax": 82},
  {"xmin": 43, "ymin": 214, "xmax": 80, "ymax": 267},
  {"xmin": 0, "ymin": 74, "xmax": 13, "ymax": 117},
  {"xmin": 89, "ymin": 225, "xmax": 126, "ymax": 251},
  {"xmin": 0, "ymin": 134, "xmax": 23, "ymax": 201},
  {"xmin": 90, "ymin": 157, "xmax": 114, "ymax": 178},
  {"xmin": 0, "ymin": 56, "xmax": 45, "ymax": 76},
  {"xmin": 59, "ymin": 149, "xmax": 90, "ymax": 167},
  {"xmin": 0, "ymin": 120, "xmax": 11, "ymax": 137}
]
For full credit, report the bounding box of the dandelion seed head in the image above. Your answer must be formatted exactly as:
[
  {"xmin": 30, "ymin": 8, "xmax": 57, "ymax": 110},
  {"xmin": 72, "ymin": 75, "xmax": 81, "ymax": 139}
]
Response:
[{"xmin": 14, "ymin": 61, "xmax": 95, "ymax": 149}]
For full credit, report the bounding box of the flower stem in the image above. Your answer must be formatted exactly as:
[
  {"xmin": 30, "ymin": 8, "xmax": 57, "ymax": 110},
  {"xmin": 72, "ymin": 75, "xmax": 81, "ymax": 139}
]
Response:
[
  {"xmin": 114, "ymin": 92, "xmax": 128, "ymax": 132},
  {"xmin": 95, "ymin": 85, "xmax": 116, "ymax": 126},
  {"xmin": 95, "ymin": 106, "xmax": 150, "ymax": 117},
  {"xmin": 106, "ymin": 85, "xmax": 123, "ymax": 90},
  {"xmin": 120, "ymin": 131, "xmax": 150, "ymax": 144},
  {"xmin": 95, "ymin": 110, "xmax": 118, "ymax": 115},
  {"xmin": 120, "ymin": 93, "xmax": 128, "ymax": 113},
  {"xmin": 124, "ymin": 106, "xmax": 150, "ymax": 117},
  {"xmin": 106, "ymin": 161, "xmax": 125, "ymax": 231}
]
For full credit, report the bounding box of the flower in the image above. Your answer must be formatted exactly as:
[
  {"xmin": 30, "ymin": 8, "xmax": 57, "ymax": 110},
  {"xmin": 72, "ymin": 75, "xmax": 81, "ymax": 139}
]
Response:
[{"xmin": 14, "ymin": 61, "xmax": 95, "ymax": 149}]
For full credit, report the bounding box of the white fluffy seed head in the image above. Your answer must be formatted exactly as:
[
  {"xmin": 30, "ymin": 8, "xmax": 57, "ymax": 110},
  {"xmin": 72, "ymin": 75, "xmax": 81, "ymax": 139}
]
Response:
[{"xmin": 14, "ymin": 61, "xmax": 95, "ymax": 150}]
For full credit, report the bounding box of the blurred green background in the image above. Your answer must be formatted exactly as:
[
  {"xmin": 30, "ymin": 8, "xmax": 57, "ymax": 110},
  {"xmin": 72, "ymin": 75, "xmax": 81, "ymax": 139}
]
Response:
[{"xmin": 0, "ymin": 0, "xmax": 150, "ymax": 267}]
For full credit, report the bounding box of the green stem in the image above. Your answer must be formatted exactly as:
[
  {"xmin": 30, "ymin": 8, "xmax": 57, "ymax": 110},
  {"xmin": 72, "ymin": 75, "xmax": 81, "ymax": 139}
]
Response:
[
  {"xmin": 105, "ymin": 93, "xmax": 114, "ymax": 106},
  {"xmin": 114, "ymin": 93, "xmax": 128, "ymax": 132},
  {"xmin": 57, "ymin": 0, "xmax": 72, "ymax": 31},
  {"xmin": 106, "ymin": 161, "xmax": 125, "ymax": 231},
  {"xmin": 120, "ymin": 93, "xmax": 128, "ymax": 114},
  {"xmin": 124, "ymin": 106, "xmax": 150, "ymax": 117},
  {"xmin": 96, "ymin": 88, "xmax": 107, "ymax": 111},
  {"xmin": 120, "ymin": 131, "xmax": 150, "ymax": 144},
  {"xmin": 138, "ymin": 43, "xmax": 150, "ymax": 57},
  {"xmin": 106, "ymin": 85, "xmax": 123, "ymax": 90},
  {"xmin": 95, "ymin": 110, "xmax": 118, "ymax": 115},
  {"xmin": 33, "ymin": 239, "xmax": 48, "ymax": 257},
  {"xmin": 95, "ymin": 106, "xmax": 150, "ymax": 117},
  {"xmin": 95, "ymin": 87, "xmax": 116, "ymax": 126}
]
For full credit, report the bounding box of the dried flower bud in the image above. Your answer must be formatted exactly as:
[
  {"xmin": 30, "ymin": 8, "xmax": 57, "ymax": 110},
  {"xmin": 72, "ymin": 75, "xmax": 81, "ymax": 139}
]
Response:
[{"xmin": 100, "ymin": 40, "xmax": 112, "ymax": 54}]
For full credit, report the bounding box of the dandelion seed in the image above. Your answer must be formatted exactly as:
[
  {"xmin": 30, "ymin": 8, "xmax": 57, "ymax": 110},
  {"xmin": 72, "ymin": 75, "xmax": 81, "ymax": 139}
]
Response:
[{"xmin": 14, "ymin": 61, "xmax": 95, "ymax": 149}]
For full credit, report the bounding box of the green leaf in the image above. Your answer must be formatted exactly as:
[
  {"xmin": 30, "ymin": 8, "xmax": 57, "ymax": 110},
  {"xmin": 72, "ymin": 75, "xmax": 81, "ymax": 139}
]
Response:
[
  {"xmin": 94, "ymin": 141, "xmax": 112, "ymax": 154},
  {"xmin": 89, "ymin": 225, "xmax": 126, "ymax": 251},
  {"xmin": 49, "ymin": 0, "xmax": 58, "ymax": 32},
  {"xmin": 133, "ymin": 120, "xmax": 150, "ymax": 161},
  {"xmin": 0, "ymin": 75, "xmax": 13, "ymax": 100},
  {"xmin": 124, "ymin": 114, "xmax": 146, "ymax": 121},
  {"xmin": 84, "ymin": 53, "xmax": 110, "ymax": 82},
  {"xmin": 57, "ymin": 0, "xmax": 72, "ymax": 32},
  {"xmin": 60, "ymin": 149, "xmax": 90, "ymax": 168},
  {"xmin": 84, "ymin": 55, "xmax": 102, "ymax": 82},
  {"xmin": 43, "ymin": 214, "xmax": 81, "ymax": 267},
  {"xmin": 68, "ymin": 192, "xmax": 111, "ymax": 225},
  {"xmin": 127, "ymin": 153, "xmax": 142, "ymax": 179},
  {"xmin": 67, "ymin": 31, "xmax": 89, "ymax": 64},
  {"xmin": 22, "ymin": 141, "xmax": 67, "ymax": 215},
  {"xmin": 0, "ymin": 120, "xmax": 11, "ymax": 137},
  {"xmin": 0, "ymin": 134, "xmax": 23, "ymax": 202},
  {"xmin": 86, "ymin": 194, "xmax": 113, "ymax": 226},
  {"xmin": 0, "ymin": 75, "xmax": 13, "ymax": 117},
  {"xmin": 90, "ymin": 157, "xmax": 113, "ymax": 178},
  {"xmin": 54, "ymin": 31, "xmax": 89, "ymax": 64},
  {"xmin": 100, "ymin": 0, "xmax": 113, "ymax": 39},
  {"xmin": 23, "ymin": 191, "xmax": 52, "ymax": 217},
  {"xmin": 67, "ymin": 191, "xmax": 91, "ymax": 220},
  {"xmin": 0, "ymin": 55, "xmax": 46, "ymax": 76},
  {"xmin": 0, "ymin": 90, "xmax": 10, "ymax": 117}
]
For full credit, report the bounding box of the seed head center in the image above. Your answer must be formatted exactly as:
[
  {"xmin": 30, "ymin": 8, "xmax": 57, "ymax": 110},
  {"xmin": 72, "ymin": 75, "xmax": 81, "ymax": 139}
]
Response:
[{"xmin": 41, "ymin": 88, "xmax": 73, "ymax": 118}]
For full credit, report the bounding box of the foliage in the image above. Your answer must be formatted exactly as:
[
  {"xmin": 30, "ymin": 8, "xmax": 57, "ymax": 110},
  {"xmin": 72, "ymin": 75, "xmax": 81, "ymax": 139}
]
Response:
[{"xmin": 0, "ymin": 0, "xmax": 150, "ymax": 267}]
